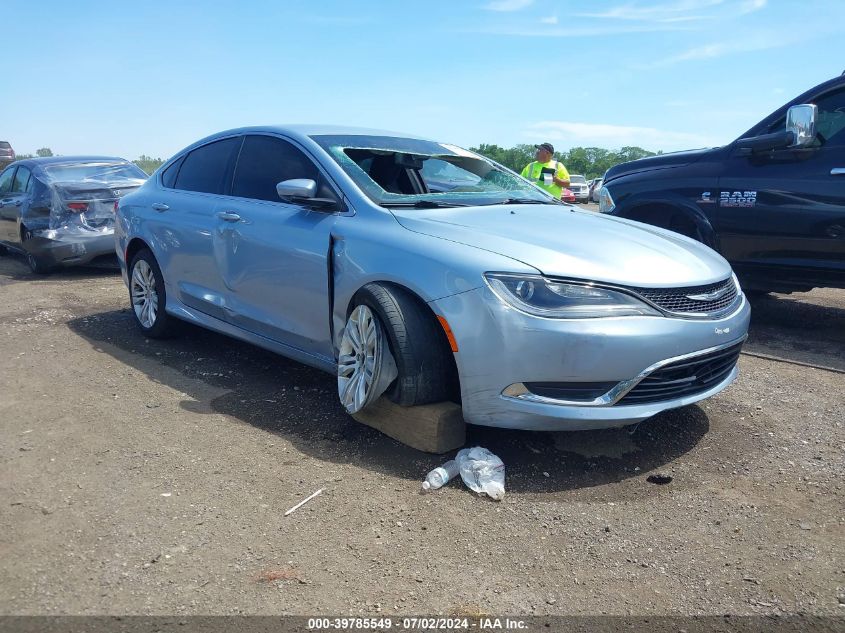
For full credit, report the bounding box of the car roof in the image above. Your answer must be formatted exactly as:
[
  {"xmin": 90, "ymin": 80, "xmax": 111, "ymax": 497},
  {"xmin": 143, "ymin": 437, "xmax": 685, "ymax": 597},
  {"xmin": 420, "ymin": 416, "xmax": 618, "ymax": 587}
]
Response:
[
  {"xmin": 14, "ymin": 156, "xmax": 130, "ymax": 166},
  {"xmin": 251, "ymin": 124, "xmax": 430, "ymax": 140},
  {"xmin": 188, "ymin": 125, "xmax": 434, "ymax": 151}
]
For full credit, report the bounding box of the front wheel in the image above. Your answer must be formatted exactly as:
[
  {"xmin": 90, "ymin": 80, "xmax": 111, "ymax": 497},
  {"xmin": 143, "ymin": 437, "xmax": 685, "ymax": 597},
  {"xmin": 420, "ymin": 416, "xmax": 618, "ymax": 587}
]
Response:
[
  {"xmin": 337, "ymin": 304, "xmax": 397, "ymax": 414},
  {"xmin": 338, "ymin": 283, "xmax": 457, "ymax": 413},
  {"xmin": 129, "ymin": 249, "xmax": 179, "ymax": 338}
]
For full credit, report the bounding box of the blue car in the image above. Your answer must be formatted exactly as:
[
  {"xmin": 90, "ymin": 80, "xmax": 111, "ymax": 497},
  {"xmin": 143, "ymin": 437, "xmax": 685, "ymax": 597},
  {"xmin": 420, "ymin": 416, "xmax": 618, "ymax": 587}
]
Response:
[{"xmin": 115, "ymin": 126, "xmax": 749, "ymax": 431}]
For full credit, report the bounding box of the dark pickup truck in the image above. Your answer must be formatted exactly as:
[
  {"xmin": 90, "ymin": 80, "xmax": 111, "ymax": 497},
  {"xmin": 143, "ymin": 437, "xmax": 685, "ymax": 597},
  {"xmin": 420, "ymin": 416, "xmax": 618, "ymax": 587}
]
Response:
[{"xmin": 599, "ymin": 73, "xmax": 845, "ymax": 293}]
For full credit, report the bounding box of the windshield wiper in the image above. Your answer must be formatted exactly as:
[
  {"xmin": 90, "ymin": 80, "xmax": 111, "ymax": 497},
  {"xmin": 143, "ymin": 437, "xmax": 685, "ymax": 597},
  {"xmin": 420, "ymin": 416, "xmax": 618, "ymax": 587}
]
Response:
[
  {"xmin": 498, "ymin": 197, "xmax": 561, "ymax": 205},
  {"xmin": 380, "ymin": 200, "xmax": 470, "ymax": 209}
]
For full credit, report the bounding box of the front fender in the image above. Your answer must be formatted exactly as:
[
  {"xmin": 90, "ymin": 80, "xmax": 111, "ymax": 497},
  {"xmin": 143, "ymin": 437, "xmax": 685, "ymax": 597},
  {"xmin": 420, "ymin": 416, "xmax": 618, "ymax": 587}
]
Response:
[{"xmin": 329, "ymin": 215, "xmax": 537, "ymax": 353}]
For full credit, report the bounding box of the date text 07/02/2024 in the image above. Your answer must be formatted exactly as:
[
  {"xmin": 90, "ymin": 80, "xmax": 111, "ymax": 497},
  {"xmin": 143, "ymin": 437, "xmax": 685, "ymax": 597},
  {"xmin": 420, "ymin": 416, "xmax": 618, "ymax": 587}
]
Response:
[{"xmin": 307, "ymin": 617, "xmax": 529, "ymax": 630}]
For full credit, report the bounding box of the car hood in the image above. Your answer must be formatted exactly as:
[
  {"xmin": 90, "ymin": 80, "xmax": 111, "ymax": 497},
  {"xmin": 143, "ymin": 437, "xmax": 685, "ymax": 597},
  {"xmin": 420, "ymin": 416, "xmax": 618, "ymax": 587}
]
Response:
[
  {"xmin": 604, "ymin": 147, "xmax": 714, "ymax": 182},
  {"xmin": 392, "ymin": 204, "xmax": 731, "ymax": 287}
]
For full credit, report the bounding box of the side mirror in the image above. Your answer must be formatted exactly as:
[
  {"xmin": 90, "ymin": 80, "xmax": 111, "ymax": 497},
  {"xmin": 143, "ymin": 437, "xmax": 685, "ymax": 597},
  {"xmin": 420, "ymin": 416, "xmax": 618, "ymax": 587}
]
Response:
[
  {"xmin": 786, "ymin": 104, "xmax": 817, "ymax": 148},
  {"xmin": 277, "ymin": 178, "xmax": 317, "ymax": 199},
  {"xmin": 736, "ymin": 130, "xmax": 794, "ymax": 154},
  {"xmin": 276, "ymin": 179, "xmax": 339, "ymax": 210}
]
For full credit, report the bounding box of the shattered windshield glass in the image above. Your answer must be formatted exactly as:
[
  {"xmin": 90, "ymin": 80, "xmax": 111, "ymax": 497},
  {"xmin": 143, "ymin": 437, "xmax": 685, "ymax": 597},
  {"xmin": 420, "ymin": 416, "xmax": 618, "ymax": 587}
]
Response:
[
  {"xmin": 311, "ymin": 135, "xmax": 557, "ymax": 207},
  {"xmin": 42, "ymin": 162, "xmax": 148, "ymax": 184}
]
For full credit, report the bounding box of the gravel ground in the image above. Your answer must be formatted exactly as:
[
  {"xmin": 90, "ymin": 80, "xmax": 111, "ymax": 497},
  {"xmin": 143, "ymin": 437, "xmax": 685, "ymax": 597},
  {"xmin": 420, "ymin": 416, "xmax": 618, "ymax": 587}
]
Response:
[{"xmin": 0, "ymin": 251, "xmax": 843, "ymax": 617}]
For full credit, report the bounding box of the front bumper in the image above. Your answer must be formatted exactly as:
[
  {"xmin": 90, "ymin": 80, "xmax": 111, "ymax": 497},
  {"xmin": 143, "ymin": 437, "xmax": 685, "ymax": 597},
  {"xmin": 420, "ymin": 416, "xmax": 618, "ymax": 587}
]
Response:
[
  {"xmin": 431, "ymin": 286, "xmax": 750, "ymax": 431},
  {"xmin": 26, "ymin": 228, "xmax": 117, "ymax": 267}
]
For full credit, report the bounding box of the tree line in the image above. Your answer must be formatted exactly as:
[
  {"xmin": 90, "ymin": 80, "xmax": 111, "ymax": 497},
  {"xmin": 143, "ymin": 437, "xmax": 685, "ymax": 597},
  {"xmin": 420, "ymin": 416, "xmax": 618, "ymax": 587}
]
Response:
[
  {"xmin": 469, "ymin": 143, "xmax": 660, "ymax": 179},
  {"xmin": 12, "ymin": 148, "xmax": 166, "ymax": 175},
  {"xmin": 18, "ymin": 145, "xmax": 659, "ymax": 179}
]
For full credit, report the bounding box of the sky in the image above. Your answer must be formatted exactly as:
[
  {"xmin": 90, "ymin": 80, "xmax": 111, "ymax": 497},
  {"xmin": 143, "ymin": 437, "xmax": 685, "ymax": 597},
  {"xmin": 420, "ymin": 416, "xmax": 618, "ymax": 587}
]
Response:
[{"xmin": 4, "ymin": 0, "xmax": 843, "ymax": 160}]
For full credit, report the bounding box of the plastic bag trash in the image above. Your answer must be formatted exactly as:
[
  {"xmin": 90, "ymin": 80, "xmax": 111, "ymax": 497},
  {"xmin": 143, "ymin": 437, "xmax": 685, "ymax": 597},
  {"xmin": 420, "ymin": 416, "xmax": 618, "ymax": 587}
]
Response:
[
  {"xmin": 455, "ymin": 447, "xmax": 506, "ymax": 501},
  {"xmin": 421, "ymin": 460, "xmax": 459, "ymax": 492}
]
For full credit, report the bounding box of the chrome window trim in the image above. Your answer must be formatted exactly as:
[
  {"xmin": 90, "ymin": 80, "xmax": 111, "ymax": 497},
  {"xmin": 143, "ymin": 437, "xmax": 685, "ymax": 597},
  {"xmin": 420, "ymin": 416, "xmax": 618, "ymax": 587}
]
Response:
[{"xmin": 502, "ymin": 335, "xmax": 747, "ymax": 407}]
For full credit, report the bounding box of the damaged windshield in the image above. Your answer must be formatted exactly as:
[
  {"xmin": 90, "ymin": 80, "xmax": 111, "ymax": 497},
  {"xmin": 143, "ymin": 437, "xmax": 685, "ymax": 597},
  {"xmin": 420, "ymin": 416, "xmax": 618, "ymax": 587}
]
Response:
[
  {"xmin": 42, "ymin": 162, "xmax": 147, "ymax": 184},
  {"xmin": 311, "ymin": 134, "xmax": 558, "ymax": 207}
]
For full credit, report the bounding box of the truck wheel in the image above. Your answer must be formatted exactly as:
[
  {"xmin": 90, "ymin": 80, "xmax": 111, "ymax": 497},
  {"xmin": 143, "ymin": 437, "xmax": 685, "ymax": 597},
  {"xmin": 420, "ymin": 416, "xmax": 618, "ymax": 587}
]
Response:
[{"xmin": 668, "ymin": 213, "xmax": 702, "ymax": 242}]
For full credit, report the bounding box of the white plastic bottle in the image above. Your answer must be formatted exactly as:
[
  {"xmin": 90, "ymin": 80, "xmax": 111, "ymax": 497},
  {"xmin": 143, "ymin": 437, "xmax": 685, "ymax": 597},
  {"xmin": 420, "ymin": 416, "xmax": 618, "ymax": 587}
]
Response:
[{"xmin": 421, "ymin": 460, "xmax": 460, "ymax": 491}]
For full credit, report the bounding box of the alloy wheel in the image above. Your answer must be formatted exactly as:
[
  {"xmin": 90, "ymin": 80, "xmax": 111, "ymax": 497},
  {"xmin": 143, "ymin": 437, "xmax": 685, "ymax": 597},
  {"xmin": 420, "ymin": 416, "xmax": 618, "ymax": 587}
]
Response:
[
  {"xmin": 131, "ymin": 260, "xmax": 159, "ymax": 329},
  {"xmin": 337, "ymin": 305, "xmax": 383, "ymax": 414}
]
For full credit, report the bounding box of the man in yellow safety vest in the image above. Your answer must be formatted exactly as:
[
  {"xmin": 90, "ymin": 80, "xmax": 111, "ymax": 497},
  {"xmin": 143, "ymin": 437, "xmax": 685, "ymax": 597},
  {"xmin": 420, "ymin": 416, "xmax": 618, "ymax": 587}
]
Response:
[{"xmin": 520, "ymin": 142, "xmax": 570, "ymax": 199}]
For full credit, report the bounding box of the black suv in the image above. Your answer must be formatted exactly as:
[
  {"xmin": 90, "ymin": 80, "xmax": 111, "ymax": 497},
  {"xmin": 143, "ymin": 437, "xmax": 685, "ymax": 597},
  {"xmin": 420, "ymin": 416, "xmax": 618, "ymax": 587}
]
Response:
[{"xmin": 599, "ymin": 73, "xmax": 845, "ymax": 293}]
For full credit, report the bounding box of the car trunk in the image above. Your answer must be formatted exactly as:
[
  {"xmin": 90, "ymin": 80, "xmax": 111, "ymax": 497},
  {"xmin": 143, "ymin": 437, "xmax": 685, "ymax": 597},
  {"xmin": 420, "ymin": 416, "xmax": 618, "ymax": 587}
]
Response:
[{"xmin": 49, "ymin": 181, "xmax": 141, "ymax": 231}]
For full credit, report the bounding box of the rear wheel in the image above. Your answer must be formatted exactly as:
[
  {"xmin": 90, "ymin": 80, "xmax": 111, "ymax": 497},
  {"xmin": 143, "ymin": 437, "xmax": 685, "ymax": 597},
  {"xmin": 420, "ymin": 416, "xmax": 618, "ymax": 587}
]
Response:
[
  {"xmin": 26, "ymin": 251, "xmax": 54, "ymax": 275},
  {"xmin": 20, "ymin": 227, "xmax": 56, "ymax": 274},
  {"xmin": 339, "ymin": 283, "xmax": 456, "ymax": 412},
  {"xmin": 128, "ymin": 249, "xmax": 179, "ymax": 338}
]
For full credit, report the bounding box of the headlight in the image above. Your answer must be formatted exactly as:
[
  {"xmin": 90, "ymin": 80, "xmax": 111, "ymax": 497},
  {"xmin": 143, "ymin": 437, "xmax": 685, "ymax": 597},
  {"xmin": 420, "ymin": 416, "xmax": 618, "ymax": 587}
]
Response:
[
  {"xmin": 598, "ymin": 186, "xmax": 615, "ymax": 214},
  {"xmin": 484, "ymin": 273, "xmax": 661, "ymax": 318}
]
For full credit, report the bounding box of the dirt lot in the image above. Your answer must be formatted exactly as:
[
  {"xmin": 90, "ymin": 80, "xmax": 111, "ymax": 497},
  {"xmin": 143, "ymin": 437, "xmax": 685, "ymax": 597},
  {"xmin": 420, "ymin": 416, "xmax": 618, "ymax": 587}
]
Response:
[{"xmin": 1, "ymin": 251, "xmax": 843, "ymax": 617}]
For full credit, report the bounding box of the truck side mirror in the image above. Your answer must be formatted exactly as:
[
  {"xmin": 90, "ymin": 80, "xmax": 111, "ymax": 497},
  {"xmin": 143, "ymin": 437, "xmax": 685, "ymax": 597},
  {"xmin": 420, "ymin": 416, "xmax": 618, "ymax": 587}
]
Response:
[
  {"xmin": 736, "ymin": 131, "xmax": 794, "ymax": 153},
  {"xmin": 786, "ymin": 104, "xmax": 818, "ymax": 148}
]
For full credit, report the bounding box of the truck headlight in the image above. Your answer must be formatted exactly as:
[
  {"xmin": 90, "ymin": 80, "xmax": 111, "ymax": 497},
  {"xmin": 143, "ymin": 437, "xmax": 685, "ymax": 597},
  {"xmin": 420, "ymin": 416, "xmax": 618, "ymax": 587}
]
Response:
[
  {"xmin": 484, "ymin": 273, "xmax": 661, "ymax": 318},
  {"xmin": 598, "ymin": 186, "xmax": 615, "ymax": 214}
]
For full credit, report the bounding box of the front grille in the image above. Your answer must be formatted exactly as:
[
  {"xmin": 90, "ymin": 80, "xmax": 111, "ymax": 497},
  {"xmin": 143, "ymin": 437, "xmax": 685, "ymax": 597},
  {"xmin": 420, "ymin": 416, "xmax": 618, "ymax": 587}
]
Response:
[
  {"xmin": 627, "ymin": 277, "xmax": 739, "ymax": 316},
  {"xmin": 618, "ymin": 342, "xmax": 743, "ymax": 405}
]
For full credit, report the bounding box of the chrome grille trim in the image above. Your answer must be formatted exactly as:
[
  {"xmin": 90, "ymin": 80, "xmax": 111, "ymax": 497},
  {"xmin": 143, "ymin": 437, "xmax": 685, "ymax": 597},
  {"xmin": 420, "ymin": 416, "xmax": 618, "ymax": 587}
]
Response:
[{"xmin": 626, "ymin": 277, "xmax": 740, "ymax": 318}]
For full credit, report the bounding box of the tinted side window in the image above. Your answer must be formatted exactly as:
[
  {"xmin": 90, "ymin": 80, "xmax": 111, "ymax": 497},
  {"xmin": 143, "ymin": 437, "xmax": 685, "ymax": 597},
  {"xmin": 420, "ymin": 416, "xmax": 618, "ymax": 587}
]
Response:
[
  {"xmin": 0, "ymin": 167, "xmax": 14, "ymax": 194},
  {"xmin": 815, "ymin": 87, "xmax": 845, "ymax": 146},
  {"xmin": 174, "ymin": 138, "xmax": 240, "ymax": 194},
  {"xmin": 12, "ymin": 166, "xmax": 31, "ymax": 193},
  {"xmin": 766, "ymin": 87, "xmax": 845, "ymax": 146},
  {"xmin": 161, "ymin": 155, "xmax": 185, "ymax": 189},
  {"xmin": 232, "ymin": 135, "xmax": 319, "ymax": 202}
]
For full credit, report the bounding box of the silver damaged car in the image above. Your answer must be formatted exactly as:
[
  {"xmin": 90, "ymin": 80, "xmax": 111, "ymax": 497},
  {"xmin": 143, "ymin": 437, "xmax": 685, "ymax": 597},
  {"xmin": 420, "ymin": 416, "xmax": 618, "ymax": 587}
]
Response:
[{"xmin": 115, "ymin": 126, "xmax": 750, "ymax": 431}]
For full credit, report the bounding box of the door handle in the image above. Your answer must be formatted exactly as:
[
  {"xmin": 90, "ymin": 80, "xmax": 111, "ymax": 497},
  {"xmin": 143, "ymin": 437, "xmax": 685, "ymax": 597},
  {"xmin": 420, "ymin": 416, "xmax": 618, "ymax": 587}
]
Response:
[
  {"xmin": 216, "ymin": 211, "xmax": 241, "ymax": 222},
  {"xmin": 151, "ymin": 202, "xmax": 169, "ymax": 212},
  {"xmin": 831, "ymin": 168, "xmax": 845, "ymax": 176}
]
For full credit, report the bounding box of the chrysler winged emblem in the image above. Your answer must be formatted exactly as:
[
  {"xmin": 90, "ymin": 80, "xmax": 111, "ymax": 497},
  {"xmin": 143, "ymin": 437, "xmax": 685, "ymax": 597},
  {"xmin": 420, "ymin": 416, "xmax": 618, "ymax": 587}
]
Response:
[{"xmin": 686, "ymin": 286, "xmax": 731, "ymax": 302}]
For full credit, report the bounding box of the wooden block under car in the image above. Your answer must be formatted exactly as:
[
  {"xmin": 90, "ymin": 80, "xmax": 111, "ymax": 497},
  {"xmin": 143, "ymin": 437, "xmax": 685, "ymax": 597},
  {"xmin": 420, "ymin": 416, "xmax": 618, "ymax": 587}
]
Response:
[{"xmin": 351, "ymin": 398, "xmax": 466, "ymax": 454}]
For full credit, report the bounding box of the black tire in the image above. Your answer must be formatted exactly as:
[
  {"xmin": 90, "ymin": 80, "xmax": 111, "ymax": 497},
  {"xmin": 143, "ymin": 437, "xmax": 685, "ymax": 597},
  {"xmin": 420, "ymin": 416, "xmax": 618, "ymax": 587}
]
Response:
[
  {"xmin": 351, "ymin": 283, "xmax": 457, "ymax": 407},
  {"xmin": 20, "ymin": 228, "xmax": 56, "ymax": 274},
  {"xmin": 668, "ymin": 214, "xmax": 700, "ymax": 241},
  {"xmin": 26, "ymin": 251, "xmax": 55, "ymax": 275},
  {"xmin": 128, "ymin": 248, "xmax": 180, "ymax": 338}
]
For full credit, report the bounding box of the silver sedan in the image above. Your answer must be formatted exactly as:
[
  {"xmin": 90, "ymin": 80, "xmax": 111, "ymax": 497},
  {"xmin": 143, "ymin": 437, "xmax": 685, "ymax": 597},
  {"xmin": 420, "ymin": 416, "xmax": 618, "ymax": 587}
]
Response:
[{"xmin": 115, "ymin": 126, "xmax": 749, "ymax": 431}]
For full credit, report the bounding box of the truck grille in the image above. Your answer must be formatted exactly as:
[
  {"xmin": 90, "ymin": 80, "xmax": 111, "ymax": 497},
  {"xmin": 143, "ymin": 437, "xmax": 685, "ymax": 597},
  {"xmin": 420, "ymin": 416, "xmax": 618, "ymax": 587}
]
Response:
[
  {"xmin": 618, "ymin": 342, "xmax": 743, "ymax": 405},
  {"xmin": 627, "ymin": 277, "xmax": 739, "ymax": 316}
]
